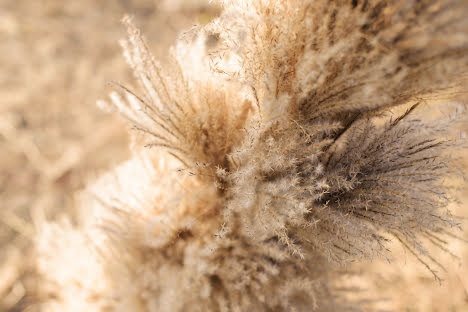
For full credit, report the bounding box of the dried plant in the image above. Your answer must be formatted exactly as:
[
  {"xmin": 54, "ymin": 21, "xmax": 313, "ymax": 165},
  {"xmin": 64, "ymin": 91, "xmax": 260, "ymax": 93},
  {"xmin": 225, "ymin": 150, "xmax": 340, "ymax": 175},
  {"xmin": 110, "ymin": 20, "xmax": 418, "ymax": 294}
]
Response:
[{"xmin": 36, "ymin": 1, "xmax": 468, "ymax": 311}]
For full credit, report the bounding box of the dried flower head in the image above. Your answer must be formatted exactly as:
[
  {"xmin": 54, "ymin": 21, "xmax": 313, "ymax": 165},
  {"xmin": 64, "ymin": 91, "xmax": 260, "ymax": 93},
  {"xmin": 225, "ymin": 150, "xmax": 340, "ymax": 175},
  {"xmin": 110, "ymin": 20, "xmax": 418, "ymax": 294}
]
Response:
[{"xmin": 37, "ymin": 1, "xmax": 468, "ymax": 311}]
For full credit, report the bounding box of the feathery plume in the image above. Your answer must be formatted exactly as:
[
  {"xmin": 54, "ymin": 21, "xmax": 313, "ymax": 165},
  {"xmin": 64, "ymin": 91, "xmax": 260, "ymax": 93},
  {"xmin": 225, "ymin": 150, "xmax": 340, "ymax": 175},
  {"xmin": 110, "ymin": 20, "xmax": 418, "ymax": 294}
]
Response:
[{"xmin": 36, "ymin": 1, "xmax": 468, "ymax": 311}]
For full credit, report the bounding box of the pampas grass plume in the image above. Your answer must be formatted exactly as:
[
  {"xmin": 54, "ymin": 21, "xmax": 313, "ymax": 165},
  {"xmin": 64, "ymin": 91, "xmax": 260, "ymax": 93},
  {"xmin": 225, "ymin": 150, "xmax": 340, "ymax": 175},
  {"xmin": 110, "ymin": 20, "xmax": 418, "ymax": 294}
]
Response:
[{"xmin": 36, "ymin": 1, "xmax": 468, "ymax": 311}]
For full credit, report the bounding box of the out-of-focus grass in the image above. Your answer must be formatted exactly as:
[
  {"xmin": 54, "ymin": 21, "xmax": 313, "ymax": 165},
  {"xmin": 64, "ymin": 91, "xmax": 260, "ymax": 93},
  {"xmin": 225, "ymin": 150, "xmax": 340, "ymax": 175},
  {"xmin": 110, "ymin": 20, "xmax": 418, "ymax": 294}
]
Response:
[
  {"xmin": 0, "ymin": 0, "xmax": 215, "ymax": 310},
  {"xmin": 0, "ymin": 1, "xmax": 466, "ymax": 311}
]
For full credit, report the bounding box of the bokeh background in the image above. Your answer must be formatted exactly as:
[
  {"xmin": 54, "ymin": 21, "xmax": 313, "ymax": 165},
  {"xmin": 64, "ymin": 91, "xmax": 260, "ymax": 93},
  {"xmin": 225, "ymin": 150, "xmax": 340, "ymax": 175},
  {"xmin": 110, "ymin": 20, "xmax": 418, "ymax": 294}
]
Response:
[{"xmin": 0, "ymin": 1, "xmax": 466, "ymax": 311}]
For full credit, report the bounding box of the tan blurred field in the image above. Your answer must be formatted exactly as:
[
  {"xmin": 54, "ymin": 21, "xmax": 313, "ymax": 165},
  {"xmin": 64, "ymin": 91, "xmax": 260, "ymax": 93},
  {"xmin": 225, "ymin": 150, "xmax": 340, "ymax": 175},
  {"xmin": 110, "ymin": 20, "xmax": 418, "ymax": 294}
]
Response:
[
  {"xmin": 0, "ymin": 1, "xmax": 217, "ymax": 310},
  {"xmin": 0, "ymin": 1, "xmax": 467, "ymax": 311}
]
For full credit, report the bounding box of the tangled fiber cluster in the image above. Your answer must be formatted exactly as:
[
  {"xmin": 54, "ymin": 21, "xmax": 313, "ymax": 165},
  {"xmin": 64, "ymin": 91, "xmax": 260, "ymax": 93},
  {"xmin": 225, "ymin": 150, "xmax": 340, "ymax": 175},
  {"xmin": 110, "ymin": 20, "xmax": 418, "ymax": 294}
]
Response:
[{"xmin": 37, "ymin": 0, "xmax": 468, "ymax": 311}]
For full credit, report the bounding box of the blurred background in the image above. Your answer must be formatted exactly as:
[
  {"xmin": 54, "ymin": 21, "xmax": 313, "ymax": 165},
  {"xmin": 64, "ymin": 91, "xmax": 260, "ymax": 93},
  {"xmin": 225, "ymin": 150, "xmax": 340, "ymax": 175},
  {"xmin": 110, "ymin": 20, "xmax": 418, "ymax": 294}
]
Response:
[
  {"xmin": 0, "ymin": 1, "xmax": 216, "ymax": 310},
  {"xmin": 0, "ymin": 1, "xmax": 466, "ymax": 311}
]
